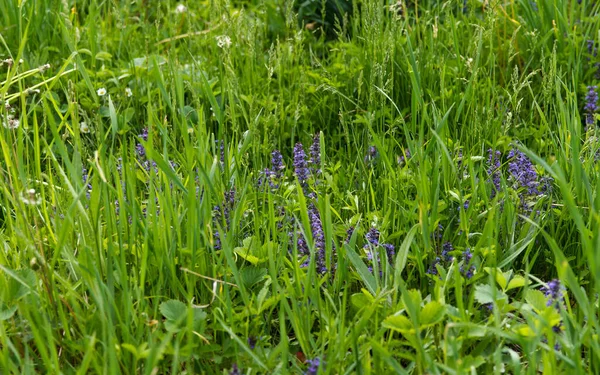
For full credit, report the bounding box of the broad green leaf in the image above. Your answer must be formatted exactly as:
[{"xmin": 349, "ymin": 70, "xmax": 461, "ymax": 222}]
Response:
[
  {"xmin": 506, "ymin": 275, "xmax": 527, "ymax": 291},
  {"xmin": 0, "ymin": 305, "xmax": 17, "ymax": 321},
  {"xmin": 525, "ymin": 290, "xmax": 548, "ymax": 312},
  {"xmin": 474, "ymin": 284, "xmax": 507, "ymax": 305},
  {"xmin": 383, "ymin": 315, "xmax": 414, "ymax": 334},
  {"xmin": 159, "ymin": 300, "xmax": 187, "ymax": 321},
  {"xmin": 420, "ymin": 301, "xmax": 446, "ymax": 327}
]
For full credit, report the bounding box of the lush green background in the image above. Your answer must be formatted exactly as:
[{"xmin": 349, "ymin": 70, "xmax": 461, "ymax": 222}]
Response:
[{"xmin": 1, "ymin": 0, "xmax": 600, "ymax": 373}]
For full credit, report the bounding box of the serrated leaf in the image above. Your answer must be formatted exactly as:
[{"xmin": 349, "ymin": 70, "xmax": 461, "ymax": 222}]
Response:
[
  {"xmin": 525, "ymin": 290, "xmax": 548, "ymax": 312},
  {"xmin": 383, "ymin": 315, "xmax": 414, "ymax": 334},
  {"xmin": 420, "ymin": 301, "xmax": 446, "ymax": 327},
  {"xmin": 240, "ymin": 267, "xmax": 267, "ymax": 288},
  {"xmin": 506, "ymin": 275, "xmax": 527, "ymax": 291},
  {"xmin": 474, "ymin": 284, "xmax": 506, "ymax": 305},
  {"xmin": 159, "ymin": 300, "xmax": 186, "ymax": 321}
]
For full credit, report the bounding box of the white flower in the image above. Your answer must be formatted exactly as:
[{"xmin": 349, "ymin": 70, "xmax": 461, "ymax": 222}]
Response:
[
  {"xmin": 175, "ymin": 3, "xmax": 187, "ymax": 13},
  {"xmin": 125, "ymin": 87, "xmax": 132, "ymax": 97},
  {"xmin": 2, "ymin": 115, "xmax": 19, "ymax": 129},
  {"xmin": 216, "ymin": 35, "xmax": 232, "ymax": 49},
  {"xmin": 97, "ymin": 87, "xmax": 107, "ymax": 96},
  {"xmin": 18, "ymin": 58, "xmax": 23, "ymax": 64},
  {"xmin": 21, "ymin": 189, "xmax": 41, "ymax": 206},
  {"xmin": 80, "ymin": 121, "xmax": 90, "ymax": 133}
]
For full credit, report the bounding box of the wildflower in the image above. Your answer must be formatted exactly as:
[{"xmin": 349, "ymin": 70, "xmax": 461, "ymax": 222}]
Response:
[
  {"xmin": 21, "ymin": 189, "xmax": 41, "ymax": 206},
  {"xmin": 441, "ymin": 241, "xmax": 454, "ymax": 261},
  {"xmin": 216, "ymin": 35, "xmax": 232, "ymax": 49},
  {"xmin": 364, "ymin": 145, "xmax": 378, "ymax": 165},
  {"xmin": 82, "ymin": 167, "xmax": 92, "ymax": 199},
  {"xmin": 584, "ymin": 86, "xmax": 598, "ymax": 127},
  {"xmin": 247, "ymin": 336, "xmax": 257, "ymax": 349},
  {"xmin": 305, "ymin": 357, "xmax": 322, "ymax": 375},
  {"xmin": 507, "ymin": 148, "xmax": 539, "ymax": 196},
  {"xmin": 2, "ymin": 115, "xmax": 19, "ymax": 129},
  {"xmin": 136, "ymin": 128, "xmax": 148, "ymax": 159},
  {"xmin": 79, "ymin": 121, "xmax": 90, "ymax": 133},
  {"xmin": 426, "ymin": 257, "xmax": 441, "ymax": 275},
  {"xmin": 398, "ymin": 148, "xmax": 411, "ymax": 165},
  {"xmin": 345, "ymin": 226, "xmax": 355, "ymax": 243},
  {"xmin": 230, "ymin": 363, "xmax": 240, "ymax": 375},
  {"xmin": 587, "ymin": 40, "xmax": 597, "ymax": 58},
  {"xmin": 175, "ymin": 3, "xmax": 187, "ymax": 13},
  {"xmin": 541, "ymin": 279, "xmax": 562, "ymax": 309},
  {"xmin": 460, "ymin": 248, "xmax": 475, "ymax": 279},
  {"xmin": 271, "ymin": 150, "xmax": 285, "ymax": 178},
  {"xmin": 383, "ymin": 243, "xmax": 395, "ymax": 264},
  {"xmin": 125, "ymin": 87, "xmax": 132, "ymax": 97},
  {"xmin": 487, "ymin": 149, "xmax": 502, "ymax": 197},
  {"xmin": 308, "ymin": 203, "xmax": 327, "ymax": 274},
  {"xmin": 309, "ymin": 132, "xmax": 321, "ymax": 175},
  {"xmin": 365, "ymin": 227, "xmax": 380, "ymax": 247},
  {"xmin": 294, "ymin": 143, "xmax": 310, "ymax": 190},
  {"xmin": 97, "ymin": 87, "xmax": 107, "ymax": 96}
]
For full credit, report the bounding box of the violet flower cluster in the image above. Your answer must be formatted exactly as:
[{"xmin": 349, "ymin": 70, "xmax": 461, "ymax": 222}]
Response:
[
  {"xmin": 213, "ymin": 188, "xmax": 236, "ymax": 250},
  {"xmin": 364, "ymin": 227, "xmax": 395, "ymax": 274},
  {"xmin": 541, "ymin": 279, "xmax": 563, "ymax": 309},
  {"xmin": 584, "ymin": 85, "xmax": 598, "ymax": 127},
  {"xmin": 305, "ymin": 357, "xmax": 322, "ymax": 375},
  {"xmin": 289, "ymin": 204, "xmax": 333, "ymax": 275},
  {"xmin": 258, "ymin": 150, "xmax": 285, "ymax": 189}
]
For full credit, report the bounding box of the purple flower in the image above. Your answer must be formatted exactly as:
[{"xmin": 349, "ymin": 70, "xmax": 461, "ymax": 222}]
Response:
[
  {"xmin": 308, "ymin": 203, "xmax": 327, "ymax": 274},
  {"xmin": 427, "ymin": 257, "xmax": 441, "ymax": 275},
  {"xmin": 345, "ymin": 226, "xmax": 355, "ymax": 243},
  {"xmin": 507, "ymin": 148, "xmax": 539, "ymax": 196},
  {"xmin": 364, "ymin": 146, "xmax": 378, "ymax": 166},
  {"xmin": 136, "ymin": 128, "xmax": 148, "ymax": 159},
  {"xmin": 309, "ymin": 133, "xmax": 321, "ymax": 176},
  {"xmin": 541, "ymin": 279, "xmax": 562, "ymax": 309},
  {"xmin": 584, "ymin": 86, "xmax": 598, "ymax": 126},
  {"xmin": 247, "ymin": 336, "xmax": 257, "ymax": 349},
  {"xmin": 441, "ymin": 241, "xmax": 453, "ymax": 261},
  {"xmin": 82, "ymin": 167, "xmax": 92, "ymax": 199},
  {"xmin": 460, "ymin": 248, "xmax": 475, "ymax": 279},
  {"xmin": 294, "ymin": 143, "xmax": 310, "ymax": 191},
  {"xmin": 365, "ymin": 227, "xmax": 380, "ymax": 246},
  {"xmin": 271, "ymin": 150, "xmax": 285, "ymax": 178},
  {"xmin": 305, "ymin": 357, "xmax": 322, "ymax": 375},
  {"xmin": 398, "ymin": 148, "xmax": 411, "ymax": 165},
  {"xmin": 487, "ymin": 149, "xmax": 502, "ymax": 197},
  {"xmin": 383, "ymin": 243, "xmax": 395, "ymax": 264},
  {"xmin": 230, "ymin": 363, "xmax": 240, "ymax": 375}
]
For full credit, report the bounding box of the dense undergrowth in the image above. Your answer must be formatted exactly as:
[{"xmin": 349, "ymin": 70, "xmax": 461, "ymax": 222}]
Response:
[{"xmin": 1, "ymin": 0, "xmax": 600, "ymax": 373}]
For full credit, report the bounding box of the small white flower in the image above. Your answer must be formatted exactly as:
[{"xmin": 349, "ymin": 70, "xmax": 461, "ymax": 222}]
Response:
[
  {"xmin": 80, "ymin": 121, "xmax": 90, "ymax": 133},
  {"xmin": 21, "ymin": 189, "xmax": 41, "ymax": 206},
  {"xmin": 97, "ymin": 87, "xmax": 107, "ymax": 96},
  {"xmin": 18, "ymin": 58, "xmax": 23, "ymax": 64},
  {"xmin": 2, "ymin": 115, "xmax": 19, "ymax": 129},
  {"xmin": 125, "ymin": 87, "xmax": 132, "ymax": 97},
  {"xmin": 175, "ymin": 3, "xmax": 187, "ymax": 13},
  {"xmin": 216, "ymin": 35, "xmax": 232, "ymax": 49}
]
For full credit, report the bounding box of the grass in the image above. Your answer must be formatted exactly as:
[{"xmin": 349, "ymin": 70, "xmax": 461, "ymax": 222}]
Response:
[{"xmin": 1, "ymin": 0, "xmax": 600, "ymax": 373}]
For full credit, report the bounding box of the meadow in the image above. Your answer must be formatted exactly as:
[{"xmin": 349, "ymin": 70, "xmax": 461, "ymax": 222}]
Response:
[{"xmin": 1, "ymin": 0, "xmax": 600, "ymax": 373}]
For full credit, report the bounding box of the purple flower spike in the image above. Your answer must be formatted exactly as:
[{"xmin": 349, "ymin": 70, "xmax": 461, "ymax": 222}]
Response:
[
  {"xmin": 541, "ymin": 279, "xmax": 563, "ymax": 309},
  {"xmin": 294, "ymin": 143, "xmax": 310, "ymax": 190},
  {"xmin": 305, "ymin": 357, "xmax": 322, "ymax": 375},
  {"xmin": 309, "ymin": 133, "xmax": 321, "ymax": 176},
  {"xmin": 584, "ymin": 86, "xmax": 598, "ymax": 127}
]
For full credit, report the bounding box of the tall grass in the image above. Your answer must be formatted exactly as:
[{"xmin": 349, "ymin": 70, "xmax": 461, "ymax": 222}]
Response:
[{"xmin": 1, "ymin": 0, "xmax": 600, "ymax": 373}]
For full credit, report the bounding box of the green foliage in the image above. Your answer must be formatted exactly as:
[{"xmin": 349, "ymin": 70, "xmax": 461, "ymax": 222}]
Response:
[{"xmin": 1, "ymin": 0, "xmax": 600, "ymax": 373}]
